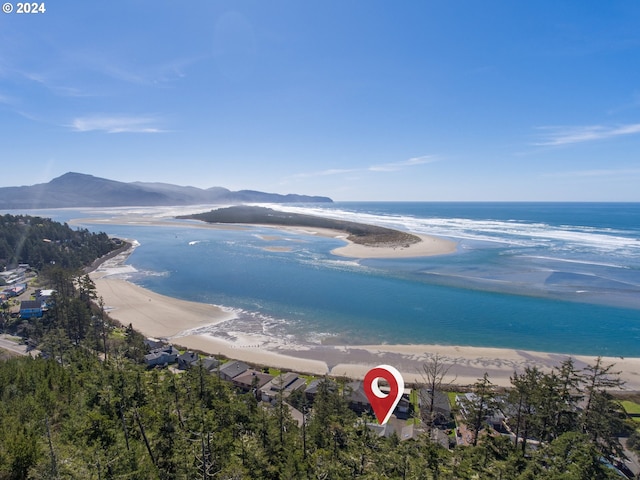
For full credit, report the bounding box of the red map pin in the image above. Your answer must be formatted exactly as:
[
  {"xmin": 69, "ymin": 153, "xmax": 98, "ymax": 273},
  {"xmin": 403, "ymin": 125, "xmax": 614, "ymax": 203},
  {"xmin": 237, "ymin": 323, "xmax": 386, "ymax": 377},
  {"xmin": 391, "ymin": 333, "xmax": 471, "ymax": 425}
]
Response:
[{"xmin": 363, "ymin": 364, "xmax": 405, "ymax": 425}]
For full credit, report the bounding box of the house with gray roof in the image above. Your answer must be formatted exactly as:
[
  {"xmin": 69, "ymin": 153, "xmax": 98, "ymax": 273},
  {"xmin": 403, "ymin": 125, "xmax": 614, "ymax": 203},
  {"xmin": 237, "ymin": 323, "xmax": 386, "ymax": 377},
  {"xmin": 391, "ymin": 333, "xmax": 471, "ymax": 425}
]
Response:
[
  {"xmin": 218, "ymin": 360, "xmax": 250, "ymax": 381},
  {"xmin": 144, "ymin": 345, "xmax": 179, "ymax": 368},
  {"xmin": 260, "ymin": 372, "xmax": 307, "ymax": 403}
]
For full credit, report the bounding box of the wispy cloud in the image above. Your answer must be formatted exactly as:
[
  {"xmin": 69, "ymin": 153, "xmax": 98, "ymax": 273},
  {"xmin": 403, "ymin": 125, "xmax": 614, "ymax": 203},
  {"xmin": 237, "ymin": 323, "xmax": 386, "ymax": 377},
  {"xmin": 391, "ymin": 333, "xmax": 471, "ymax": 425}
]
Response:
[
  {"xmin": 69, "ymin": 115, "xmax": 165, "ymax": 133},
  {"xmin": 534, "ymin": 123, "xmax": 640, "ymax": 146},
  {"xmin": 289, "ymin": 155, "xmax": 436, "ymax": 180},
  {"xmin": 368, "ymin": 155, "xmax": 436, "ymax": 172}
]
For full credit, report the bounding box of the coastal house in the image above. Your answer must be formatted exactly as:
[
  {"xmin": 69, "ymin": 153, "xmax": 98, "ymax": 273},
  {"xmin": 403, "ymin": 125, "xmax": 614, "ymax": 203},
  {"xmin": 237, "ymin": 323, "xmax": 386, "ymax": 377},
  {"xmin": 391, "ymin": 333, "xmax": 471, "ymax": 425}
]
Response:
[
  {"xmin": 304, "ymin": 378, "xmax": 338, "ymax": 403},
  {"xmin": 344, "ymin": 381, "xmax": 372, "ymax": 415},
  {"xmin": 418, "ymin": 389, "xmax": 452, "ymax": 426},
  {"xmin": 456, "ymin": 393, "xmax": 506, "ymax": 432},
  {"xmin": 218, "ymin": 360, "xmax": 250, "ymax": 382},
  {"xmin": 364, "ymin": 417, "xmax": 420, "ymax": 442},
  {"xmin": 260, "ymin": 372, "xmax": 307, "ymax": 403},
  {"xmin": 197, "ymin": 357, "xmax": 221, "ymax": 373},
  {"xmin": 177, "ymin": 351, "xmax": 199, "ymax": 370},
  {"xmin": 36, "ymin": 289, "xmax": 56, "ymax": 307},
  {"xmin": 377, "ymin": 385, "xmax": 412, "ymax": 419},
  {"xmin": 231, "ymin": 370, "xmax": 273, "ymax": 394},
  {"xmin": 144, "ymin": 345, "xmax": 179, "ymax": 368},
  {"xmin": 19, "ymin": 300, "xmax": 43, "ymax": 319}
]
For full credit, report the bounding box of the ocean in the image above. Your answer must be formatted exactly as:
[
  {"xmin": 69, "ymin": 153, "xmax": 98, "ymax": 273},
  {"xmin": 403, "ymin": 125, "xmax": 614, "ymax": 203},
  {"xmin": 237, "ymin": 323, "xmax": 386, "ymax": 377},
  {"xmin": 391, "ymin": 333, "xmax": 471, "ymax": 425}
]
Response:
[{"xmin": 23, "ymin": 202, "xmax": 640, "ymax": 357}]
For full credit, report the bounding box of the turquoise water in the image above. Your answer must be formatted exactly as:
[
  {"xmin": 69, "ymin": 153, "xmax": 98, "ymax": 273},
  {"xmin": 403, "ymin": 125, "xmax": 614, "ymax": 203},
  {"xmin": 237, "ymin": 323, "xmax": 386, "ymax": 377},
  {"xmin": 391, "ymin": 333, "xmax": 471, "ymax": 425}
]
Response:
[{"xmin": 18, "ymin": 203, "xmax": 640, "ymax": 356}]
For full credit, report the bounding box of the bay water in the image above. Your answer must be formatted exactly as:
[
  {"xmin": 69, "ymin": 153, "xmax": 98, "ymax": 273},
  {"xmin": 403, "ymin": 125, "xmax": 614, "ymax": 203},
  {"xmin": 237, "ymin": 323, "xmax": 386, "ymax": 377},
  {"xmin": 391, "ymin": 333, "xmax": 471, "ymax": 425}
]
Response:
[{"xmin": 25, "ymin": 202, "xmax": 640, "ymax": 357}]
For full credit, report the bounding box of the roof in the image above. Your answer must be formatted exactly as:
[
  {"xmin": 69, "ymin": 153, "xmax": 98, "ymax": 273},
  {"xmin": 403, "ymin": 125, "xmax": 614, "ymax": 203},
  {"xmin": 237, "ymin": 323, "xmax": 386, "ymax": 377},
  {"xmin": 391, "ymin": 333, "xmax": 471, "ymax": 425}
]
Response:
[
  {"xmin": 178, "ymin": 351, "xmax": 199, "ymax": 363},
  {"xmin": 198, "ymin": 357, "xmax": 220, "ymax": 371},
  {"xmin": 233, "ymin": 370, "xmax": 273, "ymax": 389},
  {"xmin": 344, "ymin": 381, "xmax": 370, "ymax": 405},
  {"xmin": 305, "ymin": 378, "xmax": 337, "ymax": 395},
  {"xmin": 419, "ymin": 389, "xmax": 452, "ymax": 411},
  {"xmin": 20, "ymin": 300, "xmax": 42, "ymax": 310},
  {"xmin": 219, "ymin": 360, "xmax": 250, "ymax": 379}
]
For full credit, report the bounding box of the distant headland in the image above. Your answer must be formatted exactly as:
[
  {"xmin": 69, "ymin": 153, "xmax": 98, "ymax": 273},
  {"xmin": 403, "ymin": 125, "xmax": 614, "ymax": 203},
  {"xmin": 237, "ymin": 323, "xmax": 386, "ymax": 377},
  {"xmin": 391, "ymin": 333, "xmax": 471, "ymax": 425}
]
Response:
[{"xmin": 0, "ymin": 172, "xmax": 333, "ymax": 209}]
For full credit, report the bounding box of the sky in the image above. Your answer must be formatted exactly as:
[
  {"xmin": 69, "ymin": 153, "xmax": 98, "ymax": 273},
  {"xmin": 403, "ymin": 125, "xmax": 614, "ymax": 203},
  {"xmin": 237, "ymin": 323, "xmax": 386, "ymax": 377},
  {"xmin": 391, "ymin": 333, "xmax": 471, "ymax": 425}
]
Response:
[{"xmin": 1, "ymin": 1, "xmax": 639, "ymax": 201}]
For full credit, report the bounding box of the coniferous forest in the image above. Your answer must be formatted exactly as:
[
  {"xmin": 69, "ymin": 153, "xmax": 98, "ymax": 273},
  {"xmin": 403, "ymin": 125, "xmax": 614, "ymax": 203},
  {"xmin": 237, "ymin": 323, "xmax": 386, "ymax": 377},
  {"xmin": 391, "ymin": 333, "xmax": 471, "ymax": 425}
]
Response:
[{"xmin": 1, "ymin": 216, "xmax": 639, "ymax": 479}]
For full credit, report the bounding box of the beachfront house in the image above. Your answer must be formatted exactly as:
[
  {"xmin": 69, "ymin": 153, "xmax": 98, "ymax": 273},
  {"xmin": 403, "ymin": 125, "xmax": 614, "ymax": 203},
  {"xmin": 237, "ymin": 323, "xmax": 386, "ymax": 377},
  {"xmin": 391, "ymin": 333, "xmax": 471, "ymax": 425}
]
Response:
[
  {"xmin": 304, "ymin": 378, "xmax": 338, "ymax": 403},
  {"xmin": 260, "ymin": 372, "xmax": 307, "ymax": 403},
  {"xmin": 144, "ymin": 345, "xmax": 179, "ymax": 368},
  {"xmin": 218, "ymin": 360, "xmax": 250, "ymax": 382},
  {"xmin": 344, "ymin": 381, "xmax": 372, "ymax": 415},
  {"xmin": 177, "ymin": 351, "xmax": 199, "ymax": 370},
  {"xmin": 456, "ymin": 393, "xmax": 506, "ymax": 432},
  {"xmin": 19, "ymin": 300, "xmax": 43, "ymax": 319},
  {"xmin": 418, "ymin": 389, "xmax": 453, "ymax": 426},
  {"xmin": 231, "ymin": 370, "xmax": 274, "ymax": 394}
]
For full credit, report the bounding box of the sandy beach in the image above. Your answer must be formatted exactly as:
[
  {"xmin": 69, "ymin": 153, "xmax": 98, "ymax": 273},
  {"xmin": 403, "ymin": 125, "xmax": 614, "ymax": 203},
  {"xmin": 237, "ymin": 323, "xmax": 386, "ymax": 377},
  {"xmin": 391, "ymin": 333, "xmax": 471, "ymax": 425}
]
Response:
[
  {"xmin": 84, "ymin": 213, "xmax": 639, "ymax": 391},
  {"xmin": 91, "ymin": 263, "xmax": 640, "ymax": 391}
]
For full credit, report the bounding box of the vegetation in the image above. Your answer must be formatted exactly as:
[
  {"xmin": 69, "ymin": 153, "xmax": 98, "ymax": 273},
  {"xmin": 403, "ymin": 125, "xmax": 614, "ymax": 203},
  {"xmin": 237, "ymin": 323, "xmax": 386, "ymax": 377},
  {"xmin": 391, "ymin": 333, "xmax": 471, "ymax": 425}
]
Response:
[
  {"xmin": 179, "ymin": 206, "xmax": 422, "ymax": 248},
  {"xmin": 0, "ymin": 214, "xmax": 119, "ymax": 271}
]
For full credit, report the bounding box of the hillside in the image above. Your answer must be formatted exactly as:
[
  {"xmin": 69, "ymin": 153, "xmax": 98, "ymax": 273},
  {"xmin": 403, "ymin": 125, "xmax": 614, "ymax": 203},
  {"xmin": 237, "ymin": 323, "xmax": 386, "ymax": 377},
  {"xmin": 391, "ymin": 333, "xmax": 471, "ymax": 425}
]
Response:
[{"xmin": 0, "ymin": 173, "xmax": 333, "ymax": 209}]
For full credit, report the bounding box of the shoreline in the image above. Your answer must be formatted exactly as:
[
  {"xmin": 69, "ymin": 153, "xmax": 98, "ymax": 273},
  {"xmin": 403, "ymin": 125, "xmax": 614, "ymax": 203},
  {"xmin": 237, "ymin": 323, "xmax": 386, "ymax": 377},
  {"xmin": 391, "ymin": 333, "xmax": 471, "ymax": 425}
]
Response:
[
  {"xmin": 90, "ymin": 254, "xmax": 640, "ymax": 390},
  {"xmin": 73, "ymin": 214, "xmax": 457, "ymax": 259},
  {"xmin": 81, "ymin": 212, "xmax": 639, "ymax": 390}
]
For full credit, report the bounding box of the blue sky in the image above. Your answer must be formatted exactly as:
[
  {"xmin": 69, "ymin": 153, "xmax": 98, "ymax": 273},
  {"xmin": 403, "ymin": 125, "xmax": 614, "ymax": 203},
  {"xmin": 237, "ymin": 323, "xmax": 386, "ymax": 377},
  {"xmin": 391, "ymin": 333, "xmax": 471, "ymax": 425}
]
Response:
[{"xmin": 1, "ymin": 1, "xmax": 639, "ymax": 201}]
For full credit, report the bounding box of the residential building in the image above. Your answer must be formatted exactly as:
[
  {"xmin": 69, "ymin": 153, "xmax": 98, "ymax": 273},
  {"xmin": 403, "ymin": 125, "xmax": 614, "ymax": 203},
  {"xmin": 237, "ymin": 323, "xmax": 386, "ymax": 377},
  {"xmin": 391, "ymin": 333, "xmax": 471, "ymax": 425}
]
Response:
[
  {"xmin": 19, "ymin": 300, "xmax": 42, "ymax": 319},
  {"xmin": 144, "ymin": 345, "xmax": 179, "ymax": 368},
  {"xmin": 260, "ymin": 372, "xmax": 307, "ymax": 403}
]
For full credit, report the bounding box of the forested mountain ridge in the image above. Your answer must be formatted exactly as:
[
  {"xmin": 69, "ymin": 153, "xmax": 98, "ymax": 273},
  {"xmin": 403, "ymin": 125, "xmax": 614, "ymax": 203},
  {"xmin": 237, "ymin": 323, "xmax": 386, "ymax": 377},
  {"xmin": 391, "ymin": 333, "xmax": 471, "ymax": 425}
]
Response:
[{"xmin": 0, "ymin": 172, "xmax": 333, "ymax": 209}]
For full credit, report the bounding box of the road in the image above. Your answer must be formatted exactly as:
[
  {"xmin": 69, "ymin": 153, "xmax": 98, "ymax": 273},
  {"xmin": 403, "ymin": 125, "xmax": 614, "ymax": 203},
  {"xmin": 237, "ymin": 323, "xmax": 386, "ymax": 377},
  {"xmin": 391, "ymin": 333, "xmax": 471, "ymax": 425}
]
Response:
[{"xmin": 0, "ymin": 334, "xmax": 39, "ymax": 357}]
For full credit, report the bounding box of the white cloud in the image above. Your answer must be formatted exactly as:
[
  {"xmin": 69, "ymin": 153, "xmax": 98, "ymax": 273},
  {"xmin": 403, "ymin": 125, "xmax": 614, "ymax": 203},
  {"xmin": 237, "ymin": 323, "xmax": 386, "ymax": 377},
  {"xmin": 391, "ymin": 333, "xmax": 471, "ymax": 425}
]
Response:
[
  {"xmin": 288, "ymin": 155, "xmax": 436, "ymax": 180},
  {"xmin": 69, "ymin": 115, "xmax": 164, "ymax": 133},
  {"xmin": 534, "ymin": 123, "xmax": 640, "ymax": 146},
  {"xmin": 368, "ymin": 155, "xmax": 436, "ymax": 172}
]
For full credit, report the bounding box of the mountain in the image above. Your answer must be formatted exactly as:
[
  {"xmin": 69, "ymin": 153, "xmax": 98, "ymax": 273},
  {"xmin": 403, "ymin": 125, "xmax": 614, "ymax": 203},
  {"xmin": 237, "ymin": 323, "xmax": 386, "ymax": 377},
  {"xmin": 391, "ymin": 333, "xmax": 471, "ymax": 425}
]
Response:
[{"xmin": 0, "ymin": 173, "xmax": 333, "ymax": 209}]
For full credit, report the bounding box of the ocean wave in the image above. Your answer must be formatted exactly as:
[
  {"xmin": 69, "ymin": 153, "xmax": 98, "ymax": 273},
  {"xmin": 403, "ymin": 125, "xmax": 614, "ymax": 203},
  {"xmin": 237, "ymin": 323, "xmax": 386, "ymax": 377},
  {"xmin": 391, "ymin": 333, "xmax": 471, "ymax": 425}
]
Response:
[
  {"xmin": 518, "ymin": 255, "xmax": 630, "ymax": 269},
  {"xmin": 266, "ymin": 205, "xmax": 640, "ymax": 257}
]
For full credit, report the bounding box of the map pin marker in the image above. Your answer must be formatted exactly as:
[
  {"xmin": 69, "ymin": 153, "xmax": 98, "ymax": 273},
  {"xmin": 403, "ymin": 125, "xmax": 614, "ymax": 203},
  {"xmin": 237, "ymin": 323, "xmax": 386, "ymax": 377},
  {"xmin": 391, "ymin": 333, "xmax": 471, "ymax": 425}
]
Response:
[{"xmin": 363, "ymin": 364, "xmax": 405, "ymax": 425}]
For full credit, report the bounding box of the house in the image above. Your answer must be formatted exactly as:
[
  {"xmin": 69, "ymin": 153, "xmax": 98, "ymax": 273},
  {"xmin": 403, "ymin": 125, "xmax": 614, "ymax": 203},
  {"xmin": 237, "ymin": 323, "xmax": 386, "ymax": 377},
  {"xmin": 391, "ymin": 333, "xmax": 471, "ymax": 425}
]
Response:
[
  {"xmin": 36, "ymin": 290, "xmax": 55, "ymax": 307},
  {"xmin": 418, "ymin": 389, "xmax": 452, "ymax": 426},
  {"xmin": 456, "ymin": 393, "xmax": 506, "ymax": 431},
  {"xmin": 377, "ymin": 385, "xmax": 412, "ymax": 419},
  {"xmin": 198, "ymin": 357, "xmax": 221, "ymax": 373},
  {"xmin": 143, "ymin": 338, "xmax": 165, "ymax": 351},
  {"xmin": 218, "ymin": 360, "xmax": 250, "ymax": 381},
  {"xmin": 231, "ymin": 370, "xmax": 273, "ymax": 393},
  {"xmin": 177, "ymin": 351, "xmax": 199, "ymax": 370},
  {"xmin": 304, "ymin": 378, "xmax": 337, "ymax": 403},
  {"xmin": 260, "ymin": 372, "xmax": 307, "ymax": 403},
  {"xmin": 144, "ymin": 345, "xmax": 179, "ymax": 368},
  {"xmin": 19, "ymin": 300, "xmax": 43, "ymax": 319},
  {"xmin": 363, "ymin": 417, "xmax": 419, "ymax": 441},
  {"xmin": 286, "ymin": 403, "xmax": 305, "ymax": 428},
  {"xmin": 11, "ymin": 284, "xmax": 27, "ymax": 296},
  {"xmin": 344, "ymin": 381, "xmax": 372, "ymax": 415}
]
